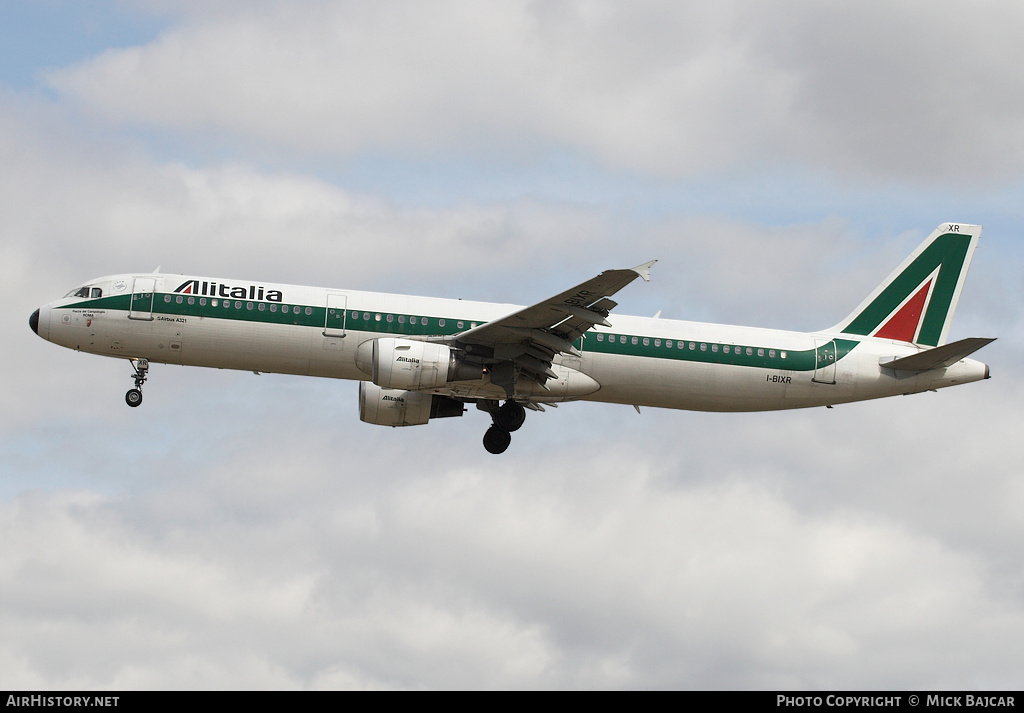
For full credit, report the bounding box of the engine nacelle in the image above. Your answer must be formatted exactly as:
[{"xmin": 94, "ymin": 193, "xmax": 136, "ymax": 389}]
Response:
[
  {"xmin": 359, "ymin": 383, "xmax": 432, "ymax": 426},
  {"xmin": 373, "ymin": 338, "xmax": 449, "ymax": 389},
  {"xmin": 362, "ymin": 338, "xmax": 482, "ymax": 390},
  {"xmin": 359, "ymin": 383, "xmax": 465, "ymax": 427}
]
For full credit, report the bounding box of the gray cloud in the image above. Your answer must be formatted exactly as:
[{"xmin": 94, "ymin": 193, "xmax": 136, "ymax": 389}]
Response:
[
  {"xmin": 44, "ymin": 1, "xmax": 1024, "ymax": 182},
  {"xmin": 3, "ymin": 390, "xmax": 1023, "ymax": 689},
  {"xmin": 745, "ymin": 1, "xmax": 1024, "ymax": 183}
]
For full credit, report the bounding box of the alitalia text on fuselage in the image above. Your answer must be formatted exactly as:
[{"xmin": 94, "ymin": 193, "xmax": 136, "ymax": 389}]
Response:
[{"xmin": 174, "ymin": 279, "xmax": 283, "ymax": 302}]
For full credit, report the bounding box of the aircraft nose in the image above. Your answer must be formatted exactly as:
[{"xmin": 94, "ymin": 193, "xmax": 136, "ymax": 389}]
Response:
[{"xmin": 29, "ymin": 308, "xmax": 39, "ymax": 335}]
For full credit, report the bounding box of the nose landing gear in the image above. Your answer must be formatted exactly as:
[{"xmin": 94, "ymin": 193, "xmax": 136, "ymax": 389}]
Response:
[{"xmin": 125, "ymin": 358, "xmax": 149, "ymax": 407}]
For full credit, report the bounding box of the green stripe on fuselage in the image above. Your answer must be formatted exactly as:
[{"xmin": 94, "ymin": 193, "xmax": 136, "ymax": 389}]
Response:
[
  {"xmin": 57, "ymin": 294, "xmax": 859, "ymax": 372},
  {"xmin": 586, "ymin": 335, "xmax": 857, "ymax": 372}
]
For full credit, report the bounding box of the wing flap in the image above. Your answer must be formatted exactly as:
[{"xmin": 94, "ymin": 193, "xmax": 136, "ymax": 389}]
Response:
[{"xmin": 450, "ymin": 260, "xmax": 655, "ymax": 395}]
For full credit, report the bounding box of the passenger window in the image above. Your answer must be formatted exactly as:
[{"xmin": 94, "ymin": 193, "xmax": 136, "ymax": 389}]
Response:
[
  {"xmin": 305, "ymin": 307, "xmax": 312, "ymax": 316},
  {"xmin": 642, "ymin": 337, "xmax": 649, "ymax": 346},
  {"xmin": 746, "ymin": 347, "xmax": 753, "ymax": 356},
  {"xmin": 666, "ymin": 340, "xmax": 673, "ymax": 348},
  {"xmin": 631, "ymin": 337, "xmax": 638, "ymax": 345},
  {"xmin": 387, "ymin": 314, "xmax": 394, "ymax": 323},
  {"xmin": 712, "ymin": 344, "xmax": 718, "ymax": 352},
  {"xmin": 620, "ymin": 336, "xmax": 626, "ymax": 344},
  {"xmin": 700, "ymin": 343, "xmax": 707, "ymax": 351},
  {"xmin": 654, "ymin": 339, "xmax": 661, "ymax": 347},
  {"xmin": 596, "ymin": 334, "xmax": 604, "ymax": 342},
  {"xmin": 757, "ymin": 349, "xmax": 764, "ymax": 357}
]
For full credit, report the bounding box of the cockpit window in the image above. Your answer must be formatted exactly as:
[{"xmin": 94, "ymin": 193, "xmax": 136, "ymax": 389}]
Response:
[{"xmin": 65, "ymin": 286, "xmax": 102, "ymax": 299}]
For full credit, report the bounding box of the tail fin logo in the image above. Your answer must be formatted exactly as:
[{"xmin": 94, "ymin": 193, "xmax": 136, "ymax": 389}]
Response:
[
  {"xmin": 871, "ymin": 273, "xmax": 935, "ymax": 343},
  {"xmin": 831, "ymin": 224, "xmax": 981, "ymax": 347}
]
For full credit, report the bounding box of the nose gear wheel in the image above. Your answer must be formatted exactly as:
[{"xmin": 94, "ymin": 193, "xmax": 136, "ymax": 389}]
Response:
[{"xmin": 126, "ymin": 358, "xmax": 149, "ymax": 408}]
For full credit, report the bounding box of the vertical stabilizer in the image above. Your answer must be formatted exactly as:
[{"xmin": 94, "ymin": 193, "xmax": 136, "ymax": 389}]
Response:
[{"xmin": 828, "ymin": 223, "xmax": 981, "ymax": 347}]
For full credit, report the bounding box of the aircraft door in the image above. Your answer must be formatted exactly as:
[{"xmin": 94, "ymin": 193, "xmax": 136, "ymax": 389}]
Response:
[
  {"xmin": 813, "ymin": 339, "xmax": 837, "ymax": 384},
  {"xmin": 129, "ymin": 277, "xmax": 156, "ymax": 321},
  {"xmin": 324, "ymin": 293, "xmax": 348, "ymax": 337}
]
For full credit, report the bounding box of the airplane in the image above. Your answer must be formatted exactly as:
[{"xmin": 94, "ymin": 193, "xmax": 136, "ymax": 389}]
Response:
[{"xmin": 29, "ymin": 222, "xmax": 993, "ymax": 454}]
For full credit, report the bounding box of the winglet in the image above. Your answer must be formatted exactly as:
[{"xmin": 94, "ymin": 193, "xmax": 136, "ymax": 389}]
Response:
[{"xmin": 632, "ymin": 260, "xmax": 657, "ymax": 282}]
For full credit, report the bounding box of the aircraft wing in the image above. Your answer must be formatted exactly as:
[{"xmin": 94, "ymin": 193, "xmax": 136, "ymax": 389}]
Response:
[{"xmin": 449, "ymin": 260, "xmax": 656, "ymax": 395}]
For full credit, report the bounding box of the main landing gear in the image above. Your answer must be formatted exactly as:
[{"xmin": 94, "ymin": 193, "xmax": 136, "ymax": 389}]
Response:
[
  {"xmin": 482, "ymin": 400, "xmax": 526, "ymax": 454},
  {"xmin": 125, "ymin": 358, "xmax": 149, "ymax": 407}
]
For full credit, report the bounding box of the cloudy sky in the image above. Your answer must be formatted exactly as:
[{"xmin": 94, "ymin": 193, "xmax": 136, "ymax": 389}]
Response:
[{"xmin": 4, "ymin": 0, "xmax": 1024, "ymax": 690}]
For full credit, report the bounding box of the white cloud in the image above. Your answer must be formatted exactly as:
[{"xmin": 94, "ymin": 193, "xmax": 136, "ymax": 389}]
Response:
[
  {"xmin": 2, "ymin": 417, "xmax": 1023, "ymax": 689},
  {"xmin": 46, "ymin": 1, "xmax": 1024, "ymax": 181},
  {"xmin": 0, "ymin": 91, "xmax": 612, "ymax": 295}
]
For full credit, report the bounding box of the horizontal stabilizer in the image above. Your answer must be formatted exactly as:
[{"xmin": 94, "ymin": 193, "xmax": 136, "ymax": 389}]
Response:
[{"xmin": 882, "ymin": 337, "xmax": 995, "ymax": 372}]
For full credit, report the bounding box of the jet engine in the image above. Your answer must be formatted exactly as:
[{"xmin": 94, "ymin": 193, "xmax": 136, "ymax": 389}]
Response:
[
  {"xmin": 360, "ymin": 338, "xmax": 482, "ymax": 390},
  {"xmin": 359, "ymin": 382, "xmax": 465, "ymax": 427}
]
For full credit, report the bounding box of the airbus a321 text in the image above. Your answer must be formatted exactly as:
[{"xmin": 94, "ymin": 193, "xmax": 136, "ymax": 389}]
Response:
[{"xmin": 30, "ymin": 222, "xmax": 993, "ymax": 453}]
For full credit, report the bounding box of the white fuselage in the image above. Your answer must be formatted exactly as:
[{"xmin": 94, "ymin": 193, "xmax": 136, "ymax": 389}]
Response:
[{"xmin": 32, "ymin": 272, "xmax": 989, "ymax": 413}]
